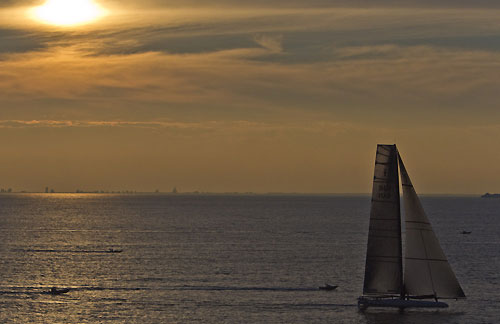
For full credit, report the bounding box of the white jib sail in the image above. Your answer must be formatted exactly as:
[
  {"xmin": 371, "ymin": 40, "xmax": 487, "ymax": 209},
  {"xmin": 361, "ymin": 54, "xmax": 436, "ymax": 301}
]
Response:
[{"xmin": 398, "ymin": 154, "xmax": 465, "ymax": 299}]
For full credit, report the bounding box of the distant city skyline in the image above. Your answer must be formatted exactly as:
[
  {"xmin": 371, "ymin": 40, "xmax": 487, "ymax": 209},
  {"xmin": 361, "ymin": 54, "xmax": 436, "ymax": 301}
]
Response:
[{"xmin": 1, "ymin": 1, "xmax": 500, "ymax": 194}]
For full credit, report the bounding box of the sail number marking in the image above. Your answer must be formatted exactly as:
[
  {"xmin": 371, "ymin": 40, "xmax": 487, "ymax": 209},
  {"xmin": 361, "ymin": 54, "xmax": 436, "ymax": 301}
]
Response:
[{"xmin": 377, "ymin": 183, "xmax": 392, "ymax": 199}]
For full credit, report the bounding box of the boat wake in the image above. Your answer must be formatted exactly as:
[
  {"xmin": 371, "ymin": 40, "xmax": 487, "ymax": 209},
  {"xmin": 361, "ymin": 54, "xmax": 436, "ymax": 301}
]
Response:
[
  {"xmin": 0, "ymin": 285, "xmax": 333, "ymax": 295},
  {"xmin": 173, "ymin": 285, "xmax": 320, "ymax": 292},
  {"xmin": 13, "ymin": 249, "xmax": 123, "ymax": 254}
]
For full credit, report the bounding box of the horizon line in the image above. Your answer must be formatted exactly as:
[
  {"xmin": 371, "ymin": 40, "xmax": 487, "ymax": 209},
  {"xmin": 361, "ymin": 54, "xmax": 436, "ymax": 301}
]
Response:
[{"xmin": 0, "ymin": 191, "xmax": 486, "ymax": 196}]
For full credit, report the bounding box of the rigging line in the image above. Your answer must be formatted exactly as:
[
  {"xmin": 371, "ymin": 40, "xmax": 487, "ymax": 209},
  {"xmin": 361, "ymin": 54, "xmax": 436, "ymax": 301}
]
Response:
[{"xmin": 394, "ymin": 153, "xmax": 404, "ymax": 299}]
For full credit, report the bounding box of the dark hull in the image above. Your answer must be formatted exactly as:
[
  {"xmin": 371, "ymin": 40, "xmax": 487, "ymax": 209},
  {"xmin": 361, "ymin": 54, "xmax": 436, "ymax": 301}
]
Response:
[
  {"xmin": 358, "ymin": 297, "xmax": 448, "ymax": 310},
  {"xmin": 318, "ymin": 285, "xmax": 337, "ymax": 291},
  {"xmin": 48, "ymin": 288, "xmax": 70, "ymax": 295}
]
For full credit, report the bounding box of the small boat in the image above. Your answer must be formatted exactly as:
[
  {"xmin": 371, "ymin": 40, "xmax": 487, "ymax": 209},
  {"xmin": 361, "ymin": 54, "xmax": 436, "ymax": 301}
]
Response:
[
  {"xmin": 481, "ymin": 193, "xmax": 500, "ymax": 198},
  {"xmin": 106, "ymin": 248, "xmax": 123, "ymax": 253},
  {"xmin": 358, "ymin": 145, "xmax": 466, "ymax": 310},
  {"xmin": 319, "ymin": 284, "xmax": 337, "ymax": 291},
  {"xmin": 48, "ymin": 287, "xmax": 70, "ymax": 295},
  {"xmin": 461, "ymin": 231, "xmax": 472, "ymax": 235}
]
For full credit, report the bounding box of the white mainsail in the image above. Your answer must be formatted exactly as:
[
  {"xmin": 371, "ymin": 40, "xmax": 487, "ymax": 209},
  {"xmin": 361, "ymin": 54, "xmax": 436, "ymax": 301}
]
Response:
[
  {"xmin": 363, "ymin": 144, "xmax": 403, "ymax": 296},
  {"xmin": 398, "ymin": 154, "xmax": 465, "ymax": 299}
]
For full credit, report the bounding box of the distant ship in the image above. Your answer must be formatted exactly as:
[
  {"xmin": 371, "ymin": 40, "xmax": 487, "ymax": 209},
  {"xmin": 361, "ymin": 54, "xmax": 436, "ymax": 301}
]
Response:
[{"xmin": 481, "ymin": 193, "xmax": 500, "ymax": 198}]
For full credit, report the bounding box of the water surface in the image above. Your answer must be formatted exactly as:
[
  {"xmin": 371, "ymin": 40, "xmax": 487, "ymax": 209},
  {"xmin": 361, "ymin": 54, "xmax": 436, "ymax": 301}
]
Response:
[{"xmin": 0, "ymin": 194, "xmax": 497, "ymax": 323}]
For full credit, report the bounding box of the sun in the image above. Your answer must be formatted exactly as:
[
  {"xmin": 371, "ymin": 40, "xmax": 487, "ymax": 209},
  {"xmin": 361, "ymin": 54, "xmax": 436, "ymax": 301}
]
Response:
[{"xmin": 32, "ymin": 0, "xmax": 107, "ymax": 26}]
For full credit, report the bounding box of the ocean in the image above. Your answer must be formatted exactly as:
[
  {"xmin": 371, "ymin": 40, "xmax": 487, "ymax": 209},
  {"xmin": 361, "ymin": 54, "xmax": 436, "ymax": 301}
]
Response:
[{"xmin": 0, "ymin": 194, "xmax": 498, "ymax": 323}]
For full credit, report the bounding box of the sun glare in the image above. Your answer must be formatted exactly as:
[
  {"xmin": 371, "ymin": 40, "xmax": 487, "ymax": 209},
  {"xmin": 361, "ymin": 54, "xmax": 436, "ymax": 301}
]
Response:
[{"xmin": 32, "ymin": 0, "xmax": 106, "ymax": 26}]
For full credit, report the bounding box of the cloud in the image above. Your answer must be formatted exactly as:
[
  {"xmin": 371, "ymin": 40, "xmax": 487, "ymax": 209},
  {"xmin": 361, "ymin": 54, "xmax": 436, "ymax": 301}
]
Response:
[
  {"xmin": 253, "ymin": 34, "xmax": 283, "ymax": 53},
  {"xmin": 2, "ymin": 40, "xmax": 500, "ymax": 127},
  {"xmin": 0, "ymin": 119, "xmax": 216, "ymax": 130},
  {"xmin": 0, "ymin": 119, "xmax": 356, "ymax": 136},
  {"xmin": 3, "ymin": 7, "xmax": 500, "ymax": 56},
  {"xmin": 1, "ymin": 5, "xmax": 500, "ymax": 128},
  {"xmin": 100, "ymin": 0, "xmax": 500, "ymax": 9}
]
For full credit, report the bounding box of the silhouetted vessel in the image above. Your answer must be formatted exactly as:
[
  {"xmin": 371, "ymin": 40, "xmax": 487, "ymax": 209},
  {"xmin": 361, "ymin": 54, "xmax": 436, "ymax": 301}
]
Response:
[
  {"xmin": 48, "ymin": 287, "xmax": 70, "ymax": 295},
  {"xmin": 319, "ymin": 284, "xmax": 337, "ymax": 291},
  {"xmin": 358, "ymin": 144, "xmax": 465, "ymax": 310},
  {"xmin": 481, "ymin": 193, "xmax": 500, "ymax": 198},
  {"xmin": 106, "ymin": 248, "xmax": 123, "ymax": 253}
]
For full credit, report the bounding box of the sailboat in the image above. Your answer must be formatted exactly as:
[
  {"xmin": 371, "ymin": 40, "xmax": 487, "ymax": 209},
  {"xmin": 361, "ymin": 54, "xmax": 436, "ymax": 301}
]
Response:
[{"xmin": 358, "ymin": 144, "xmax": 465, "ymax": 310}]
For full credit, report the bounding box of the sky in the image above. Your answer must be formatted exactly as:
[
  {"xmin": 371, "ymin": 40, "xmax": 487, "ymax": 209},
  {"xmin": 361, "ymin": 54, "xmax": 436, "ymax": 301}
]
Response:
[{"xmin": 0, "ymin": 0, "xmax": 499, "ymax": 194}]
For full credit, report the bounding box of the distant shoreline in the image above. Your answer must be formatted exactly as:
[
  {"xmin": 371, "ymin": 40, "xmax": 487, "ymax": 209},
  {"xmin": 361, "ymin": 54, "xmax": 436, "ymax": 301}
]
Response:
[{"xmin": 0, "ymin": 192, "xmax": 487, "ymax": 197}]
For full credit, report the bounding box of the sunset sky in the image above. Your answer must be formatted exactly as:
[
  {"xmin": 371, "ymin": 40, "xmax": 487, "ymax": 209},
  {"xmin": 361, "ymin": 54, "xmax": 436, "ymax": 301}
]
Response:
[{"xmin": 1, "ymin": 1, "xmax": 499, "ymax": 193}]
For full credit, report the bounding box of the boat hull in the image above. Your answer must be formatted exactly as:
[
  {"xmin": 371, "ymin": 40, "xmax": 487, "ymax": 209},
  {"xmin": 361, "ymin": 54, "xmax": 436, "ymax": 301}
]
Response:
[
  {"xmin": 47, "ymin": 288, "xmax": 70, "ymax": 295},
  {"xmin": 319, "ymin": 284, "xmax": 337, "ymax": 291},
  {"xmin": 358, "ymin": 297, "xmax": 448, "ymax": 310}
]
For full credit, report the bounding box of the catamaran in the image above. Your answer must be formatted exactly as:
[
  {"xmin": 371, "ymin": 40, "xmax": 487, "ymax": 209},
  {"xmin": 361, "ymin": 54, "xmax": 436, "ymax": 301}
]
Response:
[{"xmin": 358, "ymin": 144, "xmax": 465, "ymax": 310}]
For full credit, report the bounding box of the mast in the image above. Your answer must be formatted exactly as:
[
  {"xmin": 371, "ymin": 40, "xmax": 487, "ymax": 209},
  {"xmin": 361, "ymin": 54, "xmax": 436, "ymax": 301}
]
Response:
[
  {"xmin": 398, "ymin": 153, "xmax": 465, "ymax": 299},
  {"xmin": 362, "ymin": 144, "xmax": 403, "ymax": 297}
]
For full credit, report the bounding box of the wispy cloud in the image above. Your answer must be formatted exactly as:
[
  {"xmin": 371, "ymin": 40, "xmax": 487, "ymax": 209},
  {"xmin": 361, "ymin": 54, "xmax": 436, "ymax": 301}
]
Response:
[
  {"xmin": 2, "ymin": 42, "xmax": 500, "ymax": 125},
  {"xmin": 253, "ymin": 34, "xmax": 283, "ymax": 53},
  {"xmin": 0, "ymin": 119, "xmax": 356, "ymax": 135},
  {"xmin": 0, "ymin": 119, "xmax": 221, "ymax": 130}
]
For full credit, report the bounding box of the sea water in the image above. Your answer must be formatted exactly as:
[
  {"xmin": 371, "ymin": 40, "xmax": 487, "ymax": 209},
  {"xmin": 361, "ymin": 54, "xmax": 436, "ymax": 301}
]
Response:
[{"xmin": 0, "ymin": 194, "xmax": 498, "ymax": 323}]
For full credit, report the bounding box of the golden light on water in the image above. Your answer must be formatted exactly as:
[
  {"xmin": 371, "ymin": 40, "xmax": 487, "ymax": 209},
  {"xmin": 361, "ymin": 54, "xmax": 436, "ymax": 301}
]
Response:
[{"xmin": 31, "ymin": 0, "xmax": 106, "ymax": 26}]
